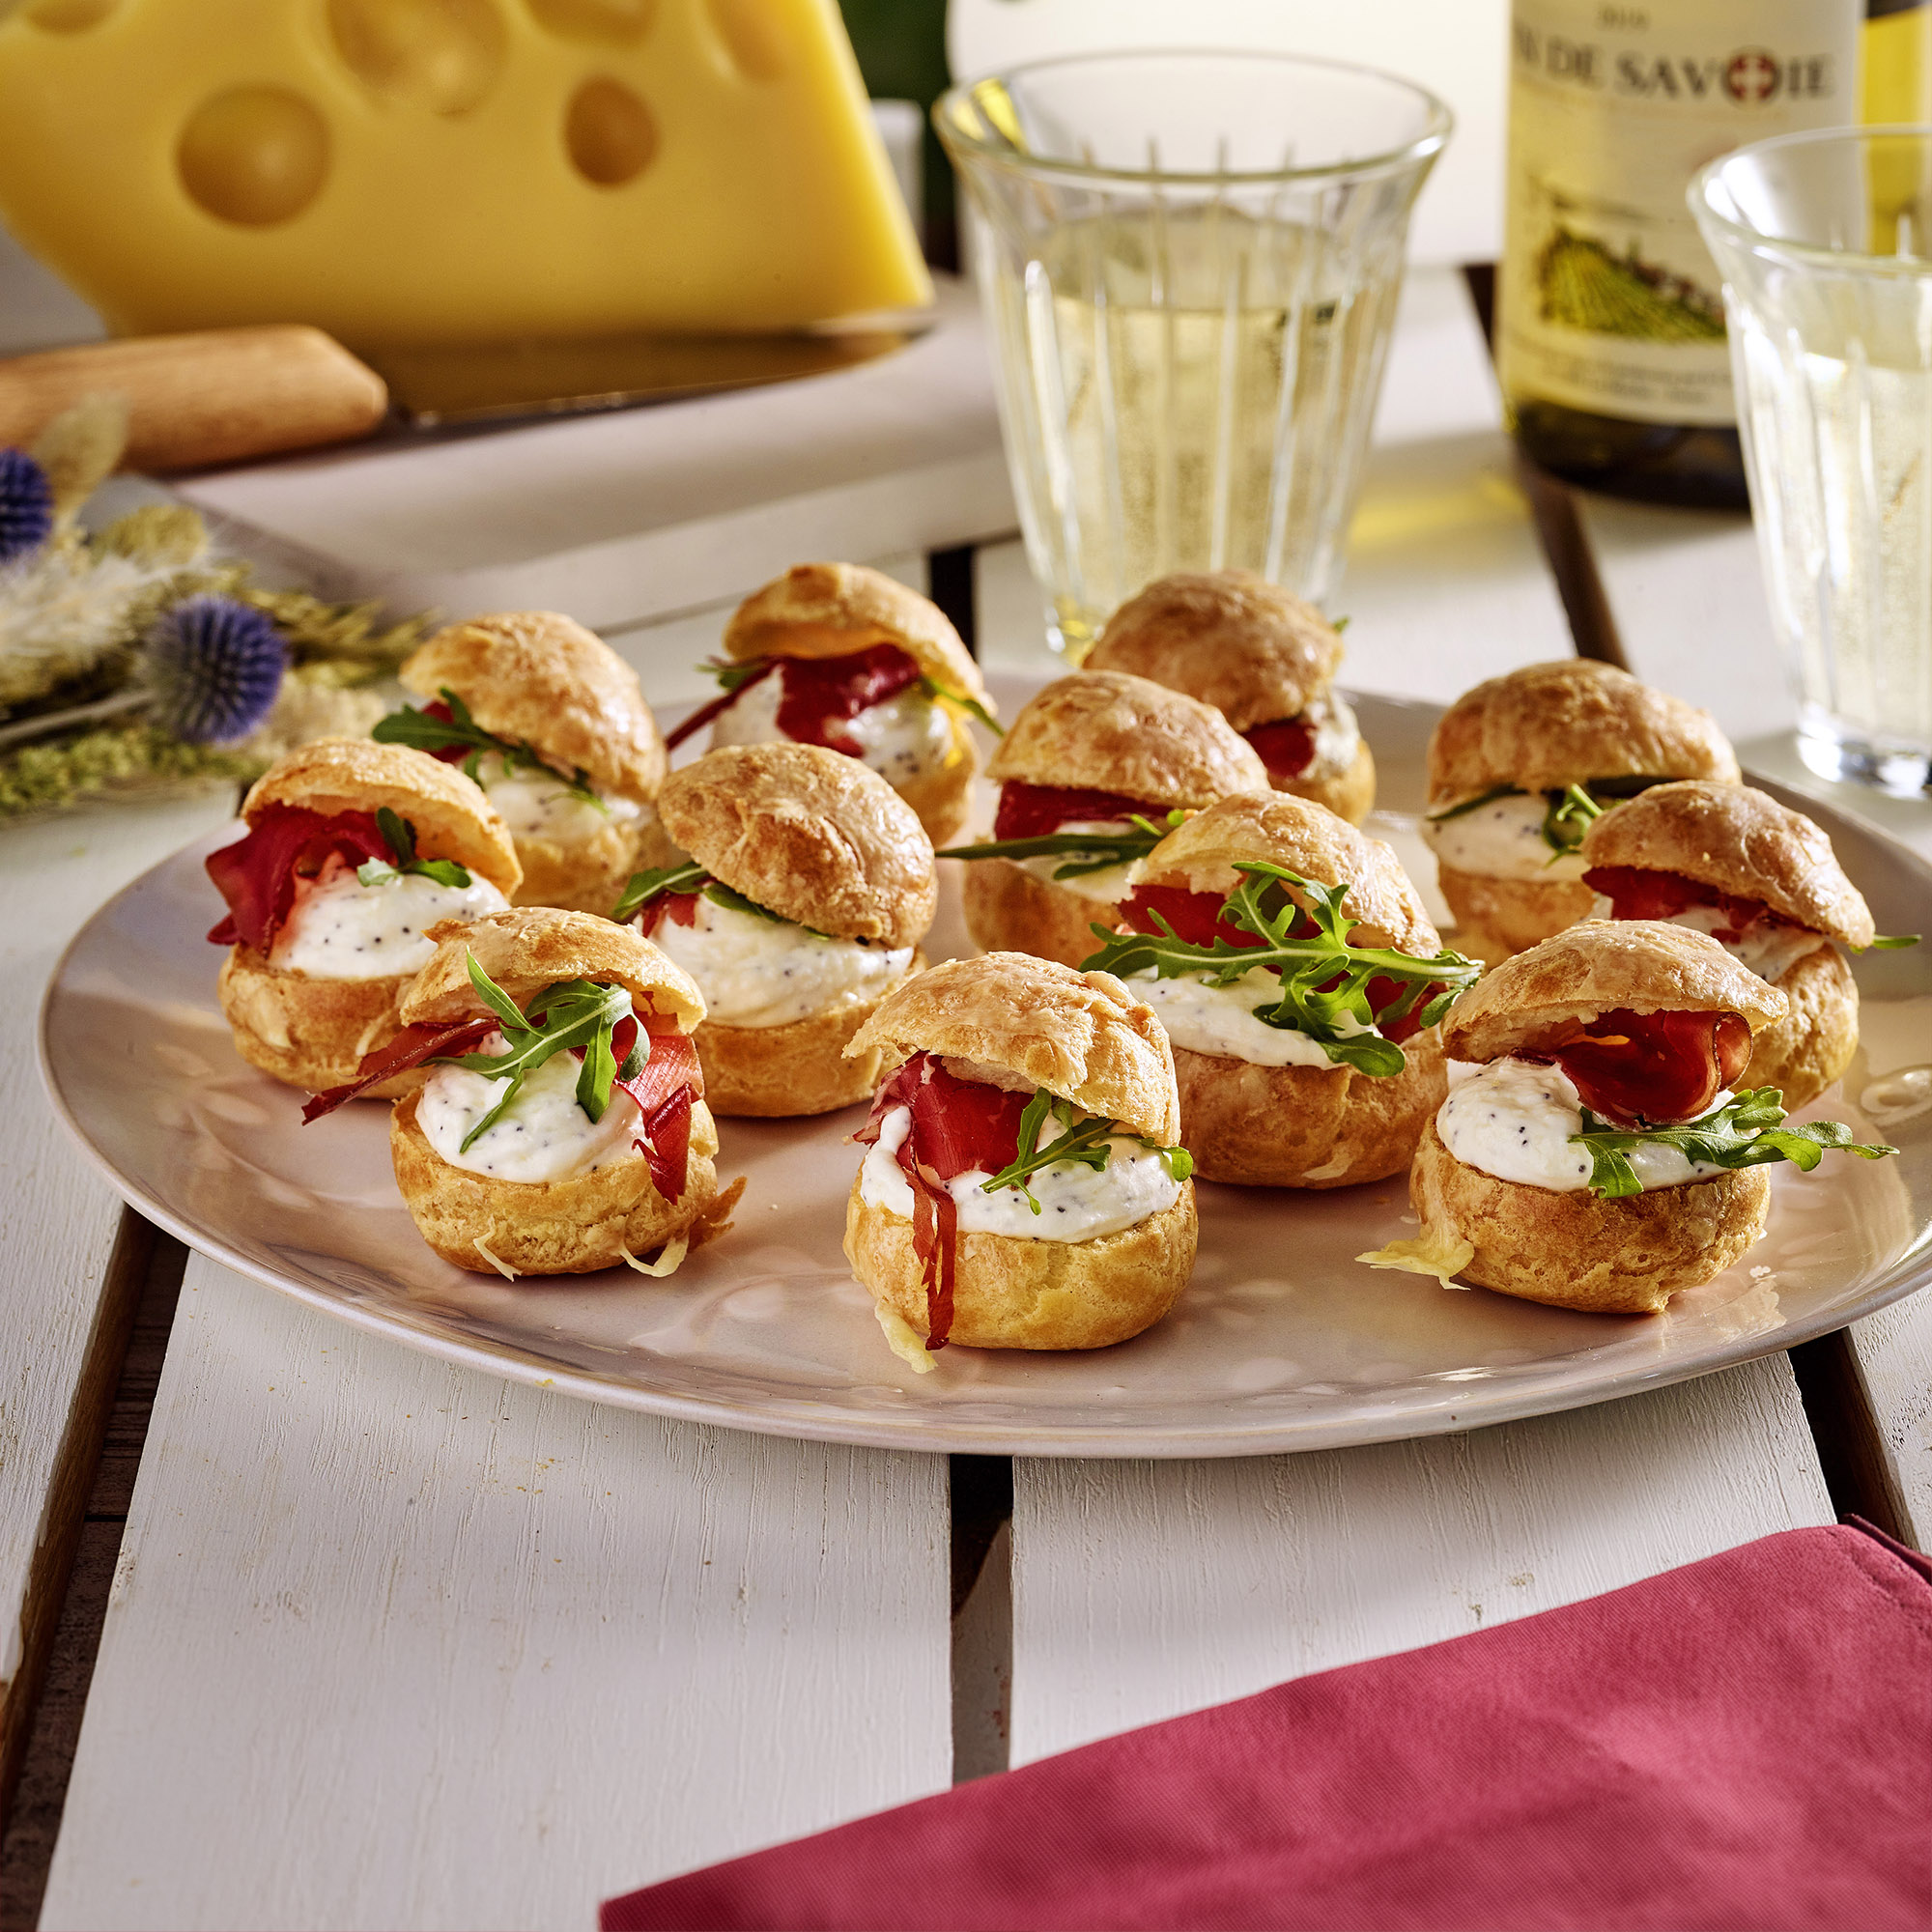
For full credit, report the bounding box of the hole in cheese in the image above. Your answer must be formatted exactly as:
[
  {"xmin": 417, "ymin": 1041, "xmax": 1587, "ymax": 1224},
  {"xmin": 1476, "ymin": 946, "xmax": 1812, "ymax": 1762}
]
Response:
[
  {"xmin": 525, "ymin": 0, "xmax": 654, "ymax": 46},
  {"xmin": 705, "ymin": 0, "xmax": 786, "ymax": 81},
  {"xmin": 24, "ymin": 0, "xmax": 119, "ymax": 29},
  {"xmin": 564, "ymin": 76, "xmax": 656, "ymax": 187},
  {"xmin": 177, "ymin": 87, "xmax": 330, "ymax": 227},
  {"xmin": 327, "ymin": 0, "xmax": 506, "ymax": 116}
]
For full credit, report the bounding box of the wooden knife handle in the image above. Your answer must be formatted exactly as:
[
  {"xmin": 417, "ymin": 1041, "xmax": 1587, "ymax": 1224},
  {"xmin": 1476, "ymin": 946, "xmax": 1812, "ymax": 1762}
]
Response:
[{"xmin": 0, "ymin": 325, "xmax": 389, "ymax": 473}]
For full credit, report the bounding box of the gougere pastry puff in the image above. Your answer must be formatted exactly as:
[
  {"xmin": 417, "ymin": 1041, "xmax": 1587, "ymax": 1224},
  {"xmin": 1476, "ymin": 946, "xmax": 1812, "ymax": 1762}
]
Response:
[
  {"xmin": 1422, "ymin": 660, "xmax": 1739, "ymax": 960},
  {"xmin": 616, "ymin": 743, "xmax": 936, "ymax": 1119},
  {"xmin": 1381, "ymin": 921, "xmax": 1892, "ymax": 1315},
  {"xmin": 942, "ymin": 669, "xmax": 1267, "ymax": 970},
  {"xmin": 375, "ymin": 609, "xmax": 670, "ymax": 917},
  {"xmin": 208, "ymin": 736, "xmax": 520, "ymax": 1097},
  {"xmin": 1084, "ymin": 568, "xmax": 1375, "ymax": 825},
  {"xmin": 669, "ymin": 562, "xmax": 996, "ymax": 849},
  {"xmin": 842, "ymin": 954, "xmax": 1197, "ymax": 1369},
  {"xmin": 306, "ymin": 908, "xmax": 736, "ymax": 1279},
  {"xmin": 1081, "ymin": 793, "xmax": 1480, "ymax": 1189}
]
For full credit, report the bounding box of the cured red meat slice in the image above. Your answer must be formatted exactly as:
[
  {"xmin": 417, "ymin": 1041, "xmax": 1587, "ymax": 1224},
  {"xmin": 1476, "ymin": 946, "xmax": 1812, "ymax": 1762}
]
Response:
[
  {"xmin": 665, "ymin": 645, "xmax": 926, "ymax": 756},
  {"xmin": 1583, "ymin": 866, "xmax": 1804, "ymax": 947},
  {"xmin": 855, "ymin": 1053, "xmax": 1040, "ymax": 1350},
  {"xmin": 207, "ymin": 806, "xmax": 393, "ymax": 954},
  {"xmin": 1243, "ymin": 716, "xmax": 1318, "ymax": 782},
  {"xmin": 1548, "ymin": 1007, "xmax": 1753, "ymax": 1129},
  {"xmin": 992, "ymin": 782, "xmax": 1159, "ymax": 841},
  {"xmin": 300, "ymin": 1014, "xmax": 497, "ymax": 1121}
]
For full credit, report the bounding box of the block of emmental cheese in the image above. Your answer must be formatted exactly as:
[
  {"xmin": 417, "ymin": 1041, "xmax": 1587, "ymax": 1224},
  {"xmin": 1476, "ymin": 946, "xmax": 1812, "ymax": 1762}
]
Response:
[{"xmin": 0, "ymin": 0, "xmax": 932, "ymax": 350}]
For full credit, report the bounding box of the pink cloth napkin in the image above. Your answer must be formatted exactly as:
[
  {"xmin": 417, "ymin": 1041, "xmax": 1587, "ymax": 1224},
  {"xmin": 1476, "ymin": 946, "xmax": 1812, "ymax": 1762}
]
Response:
[{"xmin": 602, "ymin": 1521, "xmax": 1932, "ymax": 1932}]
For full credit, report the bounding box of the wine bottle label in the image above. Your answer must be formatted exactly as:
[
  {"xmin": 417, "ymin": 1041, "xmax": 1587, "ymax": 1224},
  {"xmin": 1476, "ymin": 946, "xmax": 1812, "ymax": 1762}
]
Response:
[{"xmin": 1499, "ymin": 0, "xmax": 1859, "ymax": 427}]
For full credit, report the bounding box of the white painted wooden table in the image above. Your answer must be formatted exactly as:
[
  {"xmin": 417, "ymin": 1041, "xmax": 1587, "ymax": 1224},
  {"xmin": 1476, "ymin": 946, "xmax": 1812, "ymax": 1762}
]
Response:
[{"xmin": 2, "ymin": 257, "xmax": 1923, "ymax": 1932}]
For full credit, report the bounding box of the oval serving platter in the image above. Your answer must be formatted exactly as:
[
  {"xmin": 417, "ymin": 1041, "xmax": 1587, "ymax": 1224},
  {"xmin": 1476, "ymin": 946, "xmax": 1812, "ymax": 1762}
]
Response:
[{"xmin": 39, "ymin": 684, "xmax": 1932, "ymax": 1457}]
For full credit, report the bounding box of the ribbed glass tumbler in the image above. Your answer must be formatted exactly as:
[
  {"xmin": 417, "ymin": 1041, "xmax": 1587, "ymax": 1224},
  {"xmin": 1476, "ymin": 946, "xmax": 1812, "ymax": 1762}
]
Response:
[
  {"xmin": 935, "ymin": 52, "xmax": 1449, "ymax": 658},
  {"xmin": 1693, "ymin": 128, "xmax": 1932, "ymax": 795}
]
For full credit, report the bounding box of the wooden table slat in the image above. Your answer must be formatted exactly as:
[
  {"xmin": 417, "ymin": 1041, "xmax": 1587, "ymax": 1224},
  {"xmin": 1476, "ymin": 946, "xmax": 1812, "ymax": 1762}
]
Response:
[{"xmin": 40, "ymin": 1257, "xmax": 952, "ymax": 1932}]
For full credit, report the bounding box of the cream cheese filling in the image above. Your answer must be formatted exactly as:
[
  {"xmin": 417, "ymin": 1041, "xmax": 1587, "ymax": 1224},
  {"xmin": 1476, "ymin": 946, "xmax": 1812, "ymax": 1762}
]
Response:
[
  {"xmin": 709, "ymin": 669, "xmax": 953, "ymax": 784},
  {"xmin": 269, "ymin": 853, "xmax": 509, "ymax": 981},
  {"xmin": 1013, "ymin": 819, "xmax": 1144, "ymax": 904},
  {"xmin": 417, "ymin": 1018, "xmax": 643, "ymax": 1184},
  {"xmin": 1586, "ymin": 894, "xmax": 1830, "ymax": 983},
  {"xmin": 1122, "ymin": 966, "xmax": 1373, "ymax": 1068},
  {"xmin": 1423, "ymin": 791, "xmax": 1588, "ymax": 883},
  {"xmin": 858, "ymin": 1102, "xmax": 1181, "ymax": 1241},
  {"xmin": 470, "ymin": 749, "xmax": 641, "ymax": 843},
  {"xmin": 1438, "ymin": 1056, "xmax": 1727, "ymax": 1194},
  {"xmin": 645, "ymin": 893, "xmax": 912, "ymax": 1028},
  {"xmin": 1303, "ymin": 691, "xmax": 1361, "ymax": 780}
]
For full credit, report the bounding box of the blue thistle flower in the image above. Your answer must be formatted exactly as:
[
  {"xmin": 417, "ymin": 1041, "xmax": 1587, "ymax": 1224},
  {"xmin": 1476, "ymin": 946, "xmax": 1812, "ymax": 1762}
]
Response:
[
  {"xmin": 145, "ymin": 595, "xmax": 288, "ymax": 745},
  {"xmin": 0, "ymin": 447, "xmax": 54, "ymax": 565}
]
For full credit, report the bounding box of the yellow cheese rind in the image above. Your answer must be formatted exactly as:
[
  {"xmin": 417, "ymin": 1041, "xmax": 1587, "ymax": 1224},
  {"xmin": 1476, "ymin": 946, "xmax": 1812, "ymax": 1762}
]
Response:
[{"xmin": 0, "ymin": 0, "xmax": 931, "ymax": 348}]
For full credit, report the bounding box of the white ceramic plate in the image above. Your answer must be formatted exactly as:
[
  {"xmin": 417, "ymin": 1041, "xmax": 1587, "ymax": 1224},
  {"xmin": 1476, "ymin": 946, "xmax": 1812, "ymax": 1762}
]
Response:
[{"xmin": 40, "ymin": 686, "xmax": 1932, "ymax": 1456}]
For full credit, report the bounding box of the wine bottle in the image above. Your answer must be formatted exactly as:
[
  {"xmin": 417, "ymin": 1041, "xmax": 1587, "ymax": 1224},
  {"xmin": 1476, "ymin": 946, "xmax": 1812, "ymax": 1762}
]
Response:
[{"xmin": 1498, "ymin": 0, "xmax": 1861, "ymax": 509}]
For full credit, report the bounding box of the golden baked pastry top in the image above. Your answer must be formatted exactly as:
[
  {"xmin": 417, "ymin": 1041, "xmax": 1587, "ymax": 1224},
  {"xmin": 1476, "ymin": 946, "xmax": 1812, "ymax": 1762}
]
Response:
[
  {"xmin": 242, "ymin": 736, "xmax": 521, "ymax": 895},
  {"xmin": 1084, "ymin": 569, "xmax": 1344, "ymax": 731},
  {"xmin": 846, "ymin": 952, "xmax": 1181, "ymax": 1145},
  {"xmin": 657, "ymin": 744, "xmax": 936, "ymax": 949},
  {"xmin": 986, "ymin": 670, "xmax": 1268, "ymax": 804},
  {"xmin": 1141, "ymin": 792, "xmax": 1441, "ymax": 956},
  {"xmin": 400, "ymin": 611, "xmax": 668, "ymax": 803},
  {"xmin": 1427, "ymin": 660, "xmax": 1740, "ymax": 805},
  {"xmin": 402, "ymin": 907, "xmax": 705, "ymax": 1032},
  {"xmin": 1579, "ymin": 780, "xmax": 1874, "ymax": 948},
  {"xmin": 1442, "ymin": 919, "xmax": 1788, "ymax": 1065},
  {"xmin": 723, "ymin": 561, "xmax": 987, "ymax": 703}
]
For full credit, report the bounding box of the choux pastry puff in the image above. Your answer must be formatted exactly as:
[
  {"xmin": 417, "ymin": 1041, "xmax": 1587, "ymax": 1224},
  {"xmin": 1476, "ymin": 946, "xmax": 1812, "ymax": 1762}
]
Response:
[
  {"xmin": 1080, "ymin": 792, "xmax": 1481, "ymax": 1188},
  {"xmin": 1579, "ymin": 780, "xmax": 1882, "ymax": 1109},
  {"xmin": 1084, "ymin": 568, "xmax": 1375, "ymax": 824},
  {"xmin": 1420, "ymin": 660, "xmax": 1739, "ymax": 961},
  {"xmin": 944, "ymin": 669, "xmax": 1267, "ymax": 969},
  {"xmin": 842, "ymin": 953, "xmax": 1197, "ymax": 1367},
  {"xmin": 207, "ymin": 736, "xmax": 520, "ymax": 1096},
  {"xmin": 307, "ymin": 907, "xmax": 735, "ymax": 1277},
  {"xmin": 620, "ymin": 743, "xmax": 935, "ymax": 1118},
  {"xmin": 377, "ymin": 609, "xmax": 671, "ymax": 915},
  {"xmin": 668, "ymin": 561, "xmax": 995, "ymax": 848},
  {"xmin": 1398, "ymin": 920, "xmax": 1890, "ymax": 1314}
]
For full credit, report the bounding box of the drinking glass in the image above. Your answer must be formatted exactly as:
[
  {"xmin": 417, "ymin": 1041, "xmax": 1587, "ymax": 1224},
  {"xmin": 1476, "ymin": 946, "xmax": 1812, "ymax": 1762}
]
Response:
[
  {"xmin": 1692, "ymin": 128, "xmax": 1932, "ymax": 795},
  {"xmin": 934, "ymin": 51, "xmax": 1450, "ymax": 658}
]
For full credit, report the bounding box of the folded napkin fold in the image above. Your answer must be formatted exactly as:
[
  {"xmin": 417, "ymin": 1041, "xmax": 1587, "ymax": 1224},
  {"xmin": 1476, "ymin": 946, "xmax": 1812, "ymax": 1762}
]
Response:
[{"xmin": 603, "ymin": 1521, "xmax": 1932, "ymax": 1932}]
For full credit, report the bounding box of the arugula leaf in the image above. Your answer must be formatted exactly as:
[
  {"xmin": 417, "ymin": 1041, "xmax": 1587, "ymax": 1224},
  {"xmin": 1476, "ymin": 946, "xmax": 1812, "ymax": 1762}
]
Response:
[
  {"xmin": 355, "ymin": 807, "xmax": 474, "ymax": 890},
  {"xmin": 610, "ymin": 861, "xmax": 712, "ymax": 924},
  {"xmin": 1539, "ymin": 783, "xmax": 1603, "ymax": 857},
  {"xmin": 918, "ymin": 673, "xmax": 1004, "ymax": 735},
  {"xmin": 978, "ymin": 1089, "xmax": 1193, "ymax": 1213},
  {"xmin": 700, "ymin": 657, "xmax": 772, "ymax": 694},
  {"xmin": 1570, "ymin": 1086, "xmax": 1895, "ymax": 1200},
  {"xmin": 937, "ymin": 810, "xmax": 1187, "ymax": 882},
  {"xmin": 1083, "ymin": 861, "xmax": 1482, "ymax": 1077},
  {"xmin": 702, "ymin": 881, "xmax": 787, "ymax": 924},
  {"xmin": 372, "ymin": 687, "xmax": 604, "ymax": 809},
  {"xmin": 1425, "ymin": 784, "xmax": 1520, "ymax": 825},
  {"xmin": 434, "ymin": 956, "xmax": 633, "ymax": 1151}
]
